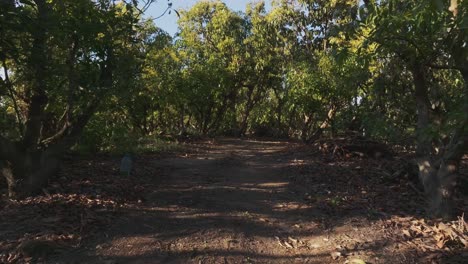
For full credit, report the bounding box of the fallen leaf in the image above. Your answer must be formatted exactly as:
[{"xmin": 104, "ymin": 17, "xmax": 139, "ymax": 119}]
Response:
[
  {"xmin": 402, "ymin": 229, "xmax": 412, "ymax": 238},
  {"xmin": 436, "ymin": 239, "xmax": 445, "ymax": 249},
  {"xmin": 283, "ymin": 241, "xmax": 294, "ymax": 249},
  {"xmin": 309, "ymin": 243, "xmax": 321, "ymax": 249},
  {"xmin": 346, "ymin": 259, "xmax": 366, "ymax": 264},
  {"xmin": 288, "ymin": 237, "xmax": 298, "ymax": 244},
  {"xmin": 331, "ymin": 251, "xmax": 342, "ymax": 260}
]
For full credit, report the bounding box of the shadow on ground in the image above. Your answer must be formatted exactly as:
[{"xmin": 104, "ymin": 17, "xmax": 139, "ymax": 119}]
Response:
[{"xmin": 10, "ymin": 138, "xmax": 465, "ymax": 264}]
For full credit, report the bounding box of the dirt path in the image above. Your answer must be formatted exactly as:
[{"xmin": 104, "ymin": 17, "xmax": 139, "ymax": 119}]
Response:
[
  {"xmin": 1, "ymin": 138, "xmax": 465, "ymax": 263},
  {"xmin": 93, "ymin": 138, "xmax": 331, "ymax": 264},
  {"xmin": 52, "ymin": 138, "xmax": 438, "ymax": 264}
]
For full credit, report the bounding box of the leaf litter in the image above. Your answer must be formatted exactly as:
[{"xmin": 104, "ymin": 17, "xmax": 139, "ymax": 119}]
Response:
[{"xmin": 0, "ymin": 139, "xmax": 466, "ymax": 263}]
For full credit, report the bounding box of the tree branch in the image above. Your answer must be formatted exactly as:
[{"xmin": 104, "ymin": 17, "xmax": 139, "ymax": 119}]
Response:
[
  {"xmin": 40, "ymin": 119, "xmax": 71, "ymax": 146},
  {"xmin": 43, "ymin": 42, "xmax": 115, "ymax": 152},
  {"xmin": 43, "ymin": 94, "xmax": 102, "ymax": 156}
]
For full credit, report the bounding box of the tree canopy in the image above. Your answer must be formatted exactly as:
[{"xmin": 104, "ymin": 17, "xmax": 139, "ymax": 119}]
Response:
[{"xmin": 0, "ymin": 0, "xmax": 467, "ymax": 217}]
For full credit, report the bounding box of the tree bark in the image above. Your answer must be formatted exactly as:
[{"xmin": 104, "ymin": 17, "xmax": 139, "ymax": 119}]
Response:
[{"xmin": 412, "ymin": 67, "xmax": 433, "ymax": 156}]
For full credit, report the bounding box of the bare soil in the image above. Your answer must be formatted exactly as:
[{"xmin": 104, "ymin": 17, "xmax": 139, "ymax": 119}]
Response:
[{"xmin": 1, "ymin": 138, "xmax": 467, "ymax": 263}]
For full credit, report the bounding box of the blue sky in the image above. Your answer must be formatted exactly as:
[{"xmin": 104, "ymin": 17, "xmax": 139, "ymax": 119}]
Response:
[{"xmin": 145, "ymin": 0, "xmax": 272, "ymax": 36}]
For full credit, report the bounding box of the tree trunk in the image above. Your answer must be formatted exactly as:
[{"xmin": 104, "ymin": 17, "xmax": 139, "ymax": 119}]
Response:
[
  {"xmin": 413, "ymin": 66, "xmax": 468, "ymax": 218},
  {"xmin": 23, "ymin": 0, "xmax": 49, "ymax": 149},
  {"xmin": 306, "ymin": 105, "xmax": 336, "ymax": 143},
  {"xmin": 1, "ymin": 88, "xmax": 100, "ymax": 198},
  {"xmin": 433, "ymin": 160, "xmax": 459, "ymax": 217},
  {"xmin": 276, "ymin": 102, "xmax": 283, "ymax": 136},
  {"xmin": 418, "ymin": 150, "xmax": 464, "ymax": 218},
  {"xmin": 412, "ymin": 66, "xmax": 444, "ymax": 216},
  {"xmin": 301, "ymin": 114, "xmax": 313, "ymax": 142},
  {"xmin": 0, "ymin": 148, "xmax": 60, "ymax": 198},
  {"xmin": 239, "ymin": 87, "xmax": 256, "ymax": 137}
]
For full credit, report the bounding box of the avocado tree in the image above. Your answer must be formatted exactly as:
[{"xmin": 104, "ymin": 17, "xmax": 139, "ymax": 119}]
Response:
[
  {"xmin": 0, "ymin": 0, "xmax": 150, "ymax": 197},
  {"xmin": 363, "ymin": 0, "xmax": 467, "ymax": 217},
  {"xmin": 177, "ymin": 1, "xmax": 248, "ymax": 135}
]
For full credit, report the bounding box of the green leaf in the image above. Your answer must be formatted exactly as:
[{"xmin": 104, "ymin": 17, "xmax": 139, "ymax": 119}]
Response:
[{"xmin": 430, "ymin": 0, "xmax": 445, "ymax": 11}]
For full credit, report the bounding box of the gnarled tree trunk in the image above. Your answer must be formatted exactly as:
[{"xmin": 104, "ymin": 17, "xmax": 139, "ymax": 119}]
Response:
[{"xmin": 0, "ymin": 105, "xmax": 96, "ymax": 198}]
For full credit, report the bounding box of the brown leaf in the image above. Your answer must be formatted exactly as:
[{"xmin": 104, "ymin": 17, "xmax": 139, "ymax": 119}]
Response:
[
  {"xmin": 331, "ymin": 251, "xmax": 342, "ymax": 260},
  {"xmin": 438, "ymin": 223, "xmax": 450, "ymax": 232},
  {"xmin": 288, "ymin": 237, "xmax": 298, "ymax": 244},
  {"xmin": 283, "ymin": 241, "xmax": 294, "ymax": 249},
  {"xmin": 436, "ymin": 239, "xmax": 446, "ymax": 249},
  {"xmin": 410, "ymin": 226, "xmax": 424, "ymax": 236},
  {"xmin": 402, "ymin": 229, "xmax": 412, "ymax": 238}
]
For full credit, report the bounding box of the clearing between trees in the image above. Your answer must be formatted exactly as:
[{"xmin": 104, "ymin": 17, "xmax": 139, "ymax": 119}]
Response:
[{"xmin": 1, "ymin": 138, "xmax": 466, "ymax": 263}]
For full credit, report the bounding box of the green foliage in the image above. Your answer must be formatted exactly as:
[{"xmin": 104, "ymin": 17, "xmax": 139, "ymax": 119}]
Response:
[{"xmin": 2, "ymin": 0, "xmax": 466, "ymax": 155}]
